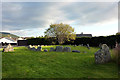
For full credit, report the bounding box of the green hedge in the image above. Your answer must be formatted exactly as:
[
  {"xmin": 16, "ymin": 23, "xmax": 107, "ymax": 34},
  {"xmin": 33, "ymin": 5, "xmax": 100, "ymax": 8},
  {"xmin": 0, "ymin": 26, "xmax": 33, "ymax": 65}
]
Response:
[{"xmin": 27, "ymin": 35, "xmax": 120, "ymax": 48}]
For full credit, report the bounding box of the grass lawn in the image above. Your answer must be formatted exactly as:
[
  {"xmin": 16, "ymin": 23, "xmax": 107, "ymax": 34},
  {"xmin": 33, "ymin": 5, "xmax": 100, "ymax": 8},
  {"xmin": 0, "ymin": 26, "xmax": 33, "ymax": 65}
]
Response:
[{"xmin": 2, "ymin": 45, "xmax": 118, "ymax": 78}]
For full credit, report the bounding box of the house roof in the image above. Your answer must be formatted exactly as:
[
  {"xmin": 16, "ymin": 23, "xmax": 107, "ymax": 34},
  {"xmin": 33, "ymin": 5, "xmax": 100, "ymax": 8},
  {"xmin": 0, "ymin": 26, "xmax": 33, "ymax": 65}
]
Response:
[
  {"xmin": 18, "ymin": 37, "xmax": 24, "ymax": 40},
  {"xmin": 0, "ymin": 37, "xmax": 17, "ymax": 43},
  {"xmin": 76, "ymin": 34, "xmax": 92, "ymax": 37}
]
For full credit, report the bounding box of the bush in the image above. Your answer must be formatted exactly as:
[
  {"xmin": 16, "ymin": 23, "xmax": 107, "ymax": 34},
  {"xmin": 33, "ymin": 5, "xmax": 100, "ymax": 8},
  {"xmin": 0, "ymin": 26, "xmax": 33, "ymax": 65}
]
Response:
[{"xmin": 111, "ymin": 43, "xmax": 120, "ymax": 64}]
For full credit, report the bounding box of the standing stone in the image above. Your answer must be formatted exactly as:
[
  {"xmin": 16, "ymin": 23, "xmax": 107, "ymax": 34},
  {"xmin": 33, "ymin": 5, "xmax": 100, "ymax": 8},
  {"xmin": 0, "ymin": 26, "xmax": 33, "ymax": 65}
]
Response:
[
  {"xmin": 94, "ymin": 44, "xmax": 111, "ymax": 64},
  {"xmin": 102, "ymin": 44, "xmax": 111, "ymax": 62},
  {"xmin": 36, "ymin": 46, "xmax": 42, "ymax": 51},
  {"xmin": 3, "ymin": 44, "xmax": 14, "ymax": 52},
  {"xmin": 49, "ymin": 47, "xmax": 55, "ymax": 52},
  {"xmin": 63, "ymin": 47, "xmax": 71, "ymax": 52},
  {"xmin": 44, "ymin": 49, "xmax": 48, "ymax": 52},
  {"xmin": 95, "ymin": 50, "xmax": 104, "ymax": 64},
  {"xmin": 55, "ymin": 46, "xmax": 63, "ymax": 52},
  {"xmin": 87, "ymin": 44, "xmax": 90, "ymax": 49}
]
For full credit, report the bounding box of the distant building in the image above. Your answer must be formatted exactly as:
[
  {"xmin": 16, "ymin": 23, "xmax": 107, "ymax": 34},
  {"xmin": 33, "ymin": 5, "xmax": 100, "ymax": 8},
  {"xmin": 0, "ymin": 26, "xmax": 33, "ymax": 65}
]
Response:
[
  {"xmin": 22, "ymin": 37, "xmax": 31, "ymax": 39},
  {"xmin": 18, "ymin": 37, "xmax": 25, "ymax": 40},
  {"xmin": 0, "ymin": 37, "xmax": 17, "ymax": 43},
  {"xmin": 17, "ymin": 37, "xmax": 27, "ymax": 46},
  {"xmin": 76, "ymin": 32, "xmax": 92, "ymax": 38}
]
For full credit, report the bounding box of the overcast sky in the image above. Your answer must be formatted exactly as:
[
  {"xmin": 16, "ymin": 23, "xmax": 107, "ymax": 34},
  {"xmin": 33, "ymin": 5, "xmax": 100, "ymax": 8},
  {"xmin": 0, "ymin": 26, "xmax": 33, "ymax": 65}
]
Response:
[{"xmin": 2, "ymin": 2, "xmax": 118, "ymax": 37}]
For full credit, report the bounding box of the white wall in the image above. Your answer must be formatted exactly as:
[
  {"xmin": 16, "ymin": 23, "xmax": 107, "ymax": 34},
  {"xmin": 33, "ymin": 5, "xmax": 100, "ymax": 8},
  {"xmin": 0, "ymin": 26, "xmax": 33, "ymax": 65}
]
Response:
[{"xmin": 0, "ymin": 38, "xmax": 17, "ymax": 43}]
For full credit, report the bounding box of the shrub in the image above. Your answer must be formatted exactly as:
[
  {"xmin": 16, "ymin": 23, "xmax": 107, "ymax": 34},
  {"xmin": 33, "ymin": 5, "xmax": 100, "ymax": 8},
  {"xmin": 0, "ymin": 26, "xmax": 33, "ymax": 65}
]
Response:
[{"xmin": 112, "ymin": 42, "xmax": 120, "ymax": 64}]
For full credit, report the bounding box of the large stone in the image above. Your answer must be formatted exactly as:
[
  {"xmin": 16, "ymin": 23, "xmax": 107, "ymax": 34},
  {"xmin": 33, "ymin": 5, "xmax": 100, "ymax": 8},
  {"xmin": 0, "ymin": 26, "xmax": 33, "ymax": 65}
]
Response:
[
  {"xmin": 63, "ymin": 47, "xmax": 71, "ymax": 52},
  {"xmin": 49, "ymin": 47, "xmax": 55, "ymax": 52},
  {"xmin": 102, "ymin": 44, "xmax": 111, "ymax": 61},
  {"xmin": 55, "ymin": 46, "xmax": 63, "ymax": 52},
  {"xmin": 36, "ymin": 46, "xmax": 42, "ymax": 51},
  {"xmin": 3, "ymin": 44, "xmax": 14, "ymax": 52},
  {"xmin": 94, "ymin": 44, "xmax": 111, "ymax": 64},
  {"xmin": 72, "ymin": 50, "xmax": 80, "ymax": 53}
]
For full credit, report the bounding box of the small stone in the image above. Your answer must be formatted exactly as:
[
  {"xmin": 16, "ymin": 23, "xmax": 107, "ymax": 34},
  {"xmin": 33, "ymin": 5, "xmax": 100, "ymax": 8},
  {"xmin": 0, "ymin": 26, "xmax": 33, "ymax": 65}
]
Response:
[
  {"xmin": 49, "ymin": 47, "xmax": 55, "ymax": 52},
  {"xmin": 44, "ymin": 49, "xmax": 48, "ymax": 52},
  {"xmin": 72, "ymin": 50, "xmax": 80, "ymax": 53}
]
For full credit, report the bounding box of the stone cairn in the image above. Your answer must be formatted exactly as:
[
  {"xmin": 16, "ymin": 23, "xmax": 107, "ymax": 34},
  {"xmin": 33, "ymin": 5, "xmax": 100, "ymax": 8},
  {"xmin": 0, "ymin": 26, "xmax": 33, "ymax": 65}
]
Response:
[
  {"xmin": 94, "ymin": 44, "xmax": 111, "ymax": 64},
  {"xmin": 3, "ymin": 44, "xmax": 14, "ymax": 52}
]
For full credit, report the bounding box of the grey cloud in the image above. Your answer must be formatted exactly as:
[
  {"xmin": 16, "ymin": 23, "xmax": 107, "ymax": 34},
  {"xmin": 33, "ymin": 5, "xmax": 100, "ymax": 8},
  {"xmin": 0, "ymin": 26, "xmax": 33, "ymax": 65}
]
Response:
[
  {"xmin": 2, "ymin": 2, "xmax": 118, "ymax": 31},
  {"xmin": 60, "ymin": 2, "xmax": 118, "ymax": 25},
  {"xmin": 2, "ymin": 2, "xmax": 55, "ymax": 31}
]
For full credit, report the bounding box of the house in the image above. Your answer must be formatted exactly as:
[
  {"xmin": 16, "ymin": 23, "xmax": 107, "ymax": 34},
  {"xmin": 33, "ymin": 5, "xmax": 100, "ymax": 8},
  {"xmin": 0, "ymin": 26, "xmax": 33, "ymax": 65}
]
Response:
[
  {"xmin": 76, "ymin": 32, "xmax": 92, "ymax": 38},
  {"xmin": 18, "ymin": 37, "xmax": 25, "ymax": 40},
  {"xmin": 17, "ymin": 37, "xmax": 27, "ymax": 46},
  {"xmin": 0, "ymin": 37, "xmax": 17, "ymax": 44}
]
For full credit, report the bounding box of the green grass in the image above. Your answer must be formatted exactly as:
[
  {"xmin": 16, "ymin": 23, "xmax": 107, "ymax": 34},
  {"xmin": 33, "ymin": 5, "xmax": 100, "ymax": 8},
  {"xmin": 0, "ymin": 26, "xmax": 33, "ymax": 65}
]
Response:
[{"xmin": 2, "ymin": 45, "xmax": 118, "ymax": 78}]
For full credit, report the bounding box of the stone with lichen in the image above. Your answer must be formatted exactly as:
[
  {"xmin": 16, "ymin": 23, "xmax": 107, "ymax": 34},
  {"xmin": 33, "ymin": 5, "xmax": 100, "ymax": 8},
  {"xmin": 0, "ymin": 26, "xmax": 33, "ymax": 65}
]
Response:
[{"xmin": 94, "ymin": 44, "xmax": 111, "ymax": 64}]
